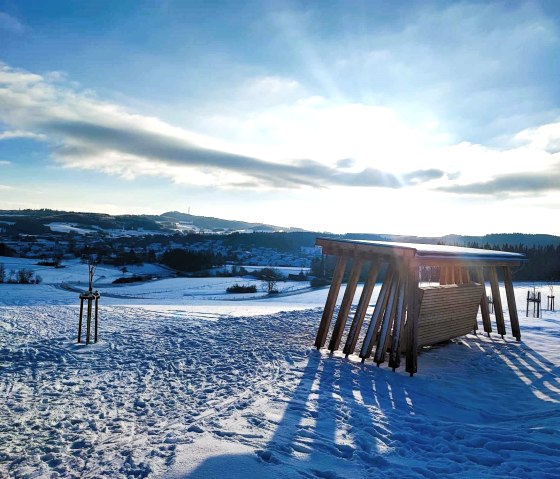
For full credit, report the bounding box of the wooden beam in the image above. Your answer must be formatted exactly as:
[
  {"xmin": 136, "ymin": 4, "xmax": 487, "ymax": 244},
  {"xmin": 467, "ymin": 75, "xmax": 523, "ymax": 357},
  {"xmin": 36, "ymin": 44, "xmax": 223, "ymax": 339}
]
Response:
[
  {"xmin": 329, "ymin": 258, "xmax": 364, "ymax": 352},
  {"xmin": 373, "ymin": 273, "xmax": 400, "ymax": 365},
  {"xmin": 389, "ymin": 267, "xmax": 408, "ymax": 370},
  {"xmin": 475, "ymin": 268, "xmax": 492, "ymax": 334},
  {"xmin": 94, "ymin": 295, "xmax": 100, "ymax": 343},
  {"xmin": 503, "ymin": 266, "xmax": 521, "ymax": 341},
  {"xmin": 316, "ymin": 238, "xmax": 416, "ymax": 260},
  {"xmin": 415, "ymin": 258, "xmax": 524, "ymax": 268},
  {"xmin": 343, "ymin": 261, "xmax": 380, "ymax": 356},
  {"xmin": 315, "ymin": 255, "xmax": 348, "ymax": 348},
  {"xmin": 85, "ymin": 298, "xmax": 92, "ymax": 345},
  {"xmin": 405, "ymin": 265, "xmax": 421, "ymax": 376},
  {"xmin": 440, "ymin": 266, "xmax": 447, "ymax": 285},
  {"xmin": 77, "ymin": 297, "xmax": 84, "ymax": 343},
  {"xmin": 488, "ymin": 266, "xmax": 506, "ymax": 337},
  {"xmin": 455, "ymin": 266, "xmax": 462, "ymax": 284},
  {"xmin": 359, "ymin": 264, "xmax": 395, "ymax": 360}
]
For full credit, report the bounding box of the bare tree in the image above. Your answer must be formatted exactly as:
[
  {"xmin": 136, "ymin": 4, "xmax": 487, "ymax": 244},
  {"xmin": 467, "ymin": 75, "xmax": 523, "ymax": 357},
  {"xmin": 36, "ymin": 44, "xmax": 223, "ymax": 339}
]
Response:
[
  {"xmin": 86, "ymin": 255, "xmax": 98, "ymax": 292},
  {"xmin": 257, "ymin": 268, "xmax": 283, "ymax": 294}
]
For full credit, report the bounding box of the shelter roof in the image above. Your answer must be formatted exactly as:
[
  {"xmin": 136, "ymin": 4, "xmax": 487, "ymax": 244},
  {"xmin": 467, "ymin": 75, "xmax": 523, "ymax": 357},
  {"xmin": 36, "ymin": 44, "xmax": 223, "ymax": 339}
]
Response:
[{"xmin": 315, "ymin": 238, "xmax": 526, "ymax": 265}]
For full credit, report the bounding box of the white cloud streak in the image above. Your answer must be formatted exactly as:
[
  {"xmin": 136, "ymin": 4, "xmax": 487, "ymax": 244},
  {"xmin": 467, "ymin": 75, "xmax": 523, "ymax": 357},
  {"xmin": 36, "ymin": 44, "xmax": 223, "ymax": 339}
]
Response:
[
  {"xmin": 0, "ymin": 130, "xmax": 46, "ymax": 141},
  {"xmin": 0, "ymin": 63, "xmax": 444, "ymax": 190}
]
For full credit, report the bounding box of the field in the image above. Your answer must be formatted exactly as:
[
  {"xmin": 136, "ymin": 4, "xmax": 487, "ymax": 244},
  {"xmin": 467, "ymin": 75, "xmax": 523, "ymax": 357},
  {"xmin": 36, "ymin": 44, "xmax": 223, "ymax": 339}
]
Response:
[{"xmin": 0, "ymin": 258, "xmax": 559, "ymax": 478}]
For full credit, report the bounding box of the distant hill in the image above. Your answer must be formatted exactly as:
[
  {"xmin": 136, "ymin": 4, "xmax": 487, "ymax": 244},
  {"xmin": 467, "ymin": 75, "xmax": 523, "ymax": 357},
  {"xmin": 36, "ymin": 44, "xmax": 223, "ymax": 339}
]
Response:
[
  {"xmin": 0, "ymin": 209, "xmax": 305, "ymax": 236},
  {"xmin": 1, "ymin": 209, "xmax": 560, "ymax": 248},
  {"xmin": 158, "ymin": 211, "xmax": 304, "ymax": 233}
]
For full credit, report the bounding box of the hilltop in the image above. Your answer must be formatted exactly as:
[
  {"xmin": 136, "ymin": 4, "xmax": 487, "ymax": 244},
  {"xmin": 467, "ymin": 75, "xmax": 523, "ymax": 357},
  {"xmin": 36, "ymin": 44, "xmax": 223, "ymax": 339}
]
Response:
[{"xmin": 2, "ymin": 209, "xmax": 560, "ymax": 249}]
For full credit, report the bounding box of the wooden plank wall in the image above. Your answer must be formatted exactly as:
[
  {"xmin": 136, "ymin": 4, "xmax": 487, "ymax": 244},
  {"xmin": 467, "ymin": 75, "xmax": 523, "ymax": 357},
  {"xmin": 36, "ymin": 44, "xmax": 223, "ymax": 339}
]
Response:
[{"xmin": 403, "ymin": 284, "xmax": 484, "ymax": 348}]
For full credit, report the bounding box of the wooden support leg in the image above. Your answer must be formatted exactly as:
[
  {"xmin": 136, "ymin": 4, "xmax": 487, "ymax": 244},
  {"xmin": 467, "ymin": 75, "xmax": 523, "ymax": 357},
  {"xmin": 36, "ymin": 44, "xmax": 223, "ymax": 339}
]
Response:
[
  {"xmin": 405, "ymin": 265, "xmax": 421, "ymax": 376},
  {"xmin": 389, "ymin": 272, "xmax": 407, "ymax": 371},
  {"xmin": 488, "ymin": 266, "xmax": 506, "ymax": 337},
  {"xmin": 475, "ymin": 268, "xmax": 492, "ymax": 334},
  {"xmin": 329, "ymin": 259, "xmax": 364, "ymax": 352},
  {"xmin": 502, "ymin": 266, "xmax": 521, "ymax": 341},
  {"xmin": 344, "ymin": 262, "xmax": 379, "ymax": 356},
  {"xmin": 359, "ymin": 265, "xmax": 395, "ymax": 361},
  {"xmin": 315, "ymin": 255, "xmax": 348, "ymax": 349},
  {"xmin": 85, "ymin": 299, "xmax": 92, "ymax": 345},
  {"xmin": 94, "ymin": 297, "xmax": 100, "ymax": 343},
  {"xmin": 373, "ymin": 274, "xmax": 400, "ymax": 365},
  {"xmin": 442, "ymin": 266, "xmax": 450, "ymax": 285},
  {"xmin": 77, "ymin": 297, "xmax": 84, "ymax": 343}
]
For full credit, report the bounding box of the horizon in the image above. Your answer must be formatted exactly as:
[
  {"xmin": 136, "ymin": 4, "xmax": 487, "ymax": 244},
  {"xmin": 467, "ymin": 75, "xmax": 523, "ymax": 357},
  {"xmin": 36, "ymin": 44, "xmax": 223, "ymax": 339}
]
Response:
[
  {"xmin": 3, "ymin": 206, "xmax": 560, "ymax": 239},
  {"xmin": 2, "ymin": 1, "xmax": 560, "ymax": 236}
]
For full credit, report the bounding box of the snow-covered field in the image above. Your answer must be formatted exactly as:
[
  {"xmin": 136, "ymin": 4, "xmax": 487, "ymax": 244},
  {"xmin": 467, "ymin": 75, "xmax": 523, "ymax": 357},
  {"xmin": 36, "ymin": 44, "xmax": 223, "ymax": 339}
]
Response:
[{"xmin": 1, "ymin": 258, "xmax": 559, "ymax": 478}]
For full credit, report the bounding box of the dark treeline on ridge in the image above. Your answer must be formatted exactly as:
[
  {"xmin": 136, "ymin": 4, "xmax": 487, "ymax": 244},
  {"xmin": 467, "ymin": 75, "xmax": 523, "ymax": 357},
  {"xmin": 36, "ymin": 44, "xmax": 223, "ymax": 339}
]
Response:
[{"xmin": 461, "ymin": 242, "xmax": 560, "ymax": 282}]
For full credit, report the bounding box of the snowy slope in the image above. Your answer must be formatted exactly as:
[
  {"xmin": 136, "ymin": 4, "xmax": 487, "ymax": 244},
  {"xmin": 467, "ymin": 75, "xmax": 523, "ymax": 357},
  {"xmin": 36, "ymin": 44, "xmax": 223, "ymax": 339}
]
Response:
[{"xmin": 0, "ymin": 273, "xmax": 559, "ymax": 478}]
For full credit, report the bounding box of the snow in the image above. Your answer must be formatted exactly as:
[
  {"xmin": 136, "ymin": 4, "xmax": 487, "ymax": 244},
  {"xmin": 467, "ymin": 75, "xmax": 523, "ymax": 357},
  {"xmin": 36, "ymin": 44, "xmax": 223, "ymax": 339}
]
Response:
[
  {"xmin": 47, "ymin": 222, "xmax": 98, "ymax": 235},
  {"xmin": 0, "ymin": 258, "xmax": 559, "ymax": 478}
]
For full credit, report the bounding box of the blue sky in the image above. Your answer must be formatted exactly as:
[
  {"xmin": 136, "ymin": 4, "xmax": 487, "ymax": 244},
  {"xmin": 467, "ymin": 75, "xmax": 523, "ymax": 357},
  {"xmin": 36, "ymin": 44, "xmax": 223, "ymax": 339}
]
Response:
[{"xmin": 1, "ymin": 0, "xmax": 560, "ymax": 235}]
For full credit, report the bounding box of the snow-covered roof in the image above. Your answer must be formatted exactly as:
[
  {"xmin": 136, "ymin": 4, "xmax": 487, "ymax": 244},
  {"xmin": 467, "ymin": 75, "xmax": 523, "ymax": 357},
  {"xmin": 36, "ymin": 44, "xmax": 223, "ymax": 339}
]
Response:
[{"xmin": 316, "ymin": 238, "xmax": 526, "ymax": 264}]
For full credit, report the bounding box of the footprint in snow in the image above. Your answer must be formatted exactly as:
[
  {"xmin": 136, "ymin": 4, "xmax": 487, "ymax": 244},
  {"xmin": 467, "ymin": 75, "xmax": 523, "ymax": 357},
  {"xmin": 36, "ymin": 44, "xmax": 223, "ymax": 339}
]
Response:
[{"xmin": 256, "ymin": 449, "xmax": 280, "ymax": 464}]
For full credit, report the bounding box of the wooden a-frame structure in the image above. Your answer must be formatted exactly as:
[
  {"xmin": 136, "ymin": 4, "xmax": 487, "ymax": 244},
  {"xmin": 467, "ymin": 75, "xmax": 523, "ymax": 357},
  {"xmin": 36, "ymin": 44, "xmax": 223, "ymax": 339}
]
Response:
[{"xmin": 314, "ymin": 239, "xmax": 526, "ymax": 376}]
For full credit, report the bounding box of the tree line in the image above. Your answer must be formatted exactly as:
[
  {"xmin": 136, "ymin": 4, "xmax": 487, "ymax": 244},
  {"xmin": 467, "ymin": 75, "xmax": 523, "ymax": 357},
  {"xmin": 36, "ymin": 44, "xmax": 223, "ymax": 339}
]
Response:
[{"xmin": 463, "ymin": 242, "xmax": 560, "ymax": 281}]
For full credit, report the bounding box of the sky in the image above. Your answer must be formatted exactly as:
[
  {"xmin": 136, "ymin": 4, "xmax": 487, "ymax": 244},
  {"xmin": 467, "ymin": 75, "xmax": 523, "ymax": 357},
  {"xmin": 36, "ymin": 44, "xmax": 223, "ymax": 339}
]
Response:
[{"xmin": 1, "ymin": 0, "xmax": 560, "ymax": 236}]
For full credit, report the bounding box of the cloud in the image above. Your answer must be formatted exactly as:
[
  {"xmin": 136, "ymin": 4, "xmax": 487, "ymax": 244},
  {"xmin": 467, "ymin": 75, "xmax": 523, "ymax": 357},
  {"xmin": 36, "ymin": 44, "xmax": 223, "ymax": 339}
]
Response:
[
  {"xmin": 0, "ymin": 160, "xmax": 11, "ymax": 166},
  {"xmin": 431, "ymin": 121, "xmax": 560, "ymax": 196},
  {"xmin": 439, "ymin": 167, "xmax": 560, "ymax": 196},
  {"xmin": 403, "ymin": 169, "xmax": 446, "ymax": 185},
  {"xmin": 0, "ymin": 12, "xmax": 25, "ymax": 34},
  {"xmin": 0, "ymin": 62, "xmax": 442, "ymax": 190},
  {"xmin": 0, "ymin": 130, "xmax": 46, "ymax": 141},
  {"xmin": 263, "ymin": 1, "xmax": 560, "ymax": 145}
]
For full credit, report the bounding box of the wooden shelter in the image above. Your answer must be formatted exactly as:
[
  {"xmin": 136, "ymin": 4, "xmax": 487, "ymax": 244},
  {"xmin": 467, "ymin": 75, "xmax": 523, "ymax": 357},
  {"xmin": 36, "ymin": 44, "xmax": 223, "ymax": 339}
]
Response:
[{"xmin": 314, "ymin": 238, "xmax": 526, "ymax": 376}]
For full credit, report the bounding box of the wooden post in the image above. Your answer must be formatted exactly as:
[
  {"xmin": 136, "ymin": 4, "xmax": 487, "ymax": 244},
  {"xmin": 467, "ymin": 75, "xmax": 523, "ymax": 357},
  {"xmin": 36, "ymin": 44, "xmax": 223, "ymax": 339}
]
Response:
[
  {"xmin": 373, "ymin": 273, "xmax": 400, "ymax": 365},
  {"xmin": 94, "ymin": 293, "xmax": 100, "ymax": 343},
  {"xmin": 488, "ymin": 266, "xmax": 506, "ymax": 337},
  {"xmin": 405, "ymin": 264, "xmax": 421, "ymax": 376},
  {"xmin": 502, "ymin": 267, "xmax": 520, "ymax": 341},
  {"xmin": 329, "ymin": 258, "xmax": 364, "ymax": 352},
  {"xmin": 475, "ymin": 268, "xmax": 492, "ymax": 334},
  {"xmin": 77, "ymin": 296, "xmax": 84, "ymax": 343},
  {"xmin": 85, "ymin": 296, "xmax": 93, "ymax": 345},
  {"xmin": 315, "ymin": 255, "xmax": 348, "ymax": 349},
  {"xmin": 389, "ymin": 270, "xmax": 408, "ymax": 371},
  {"xmin": 359, "ymin": 264, "xmax": 395, "ymax": 360},
  {"xmin": 454, "ymin": 267, "xmax": 462, "ymax": 284},
  {"xmin": 343, "ymin": 261, "xmax": 379, "ymax": 357},
  {"xmin": 439, "ymin": 267, "xmax": 447, "ymax": 285}
]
